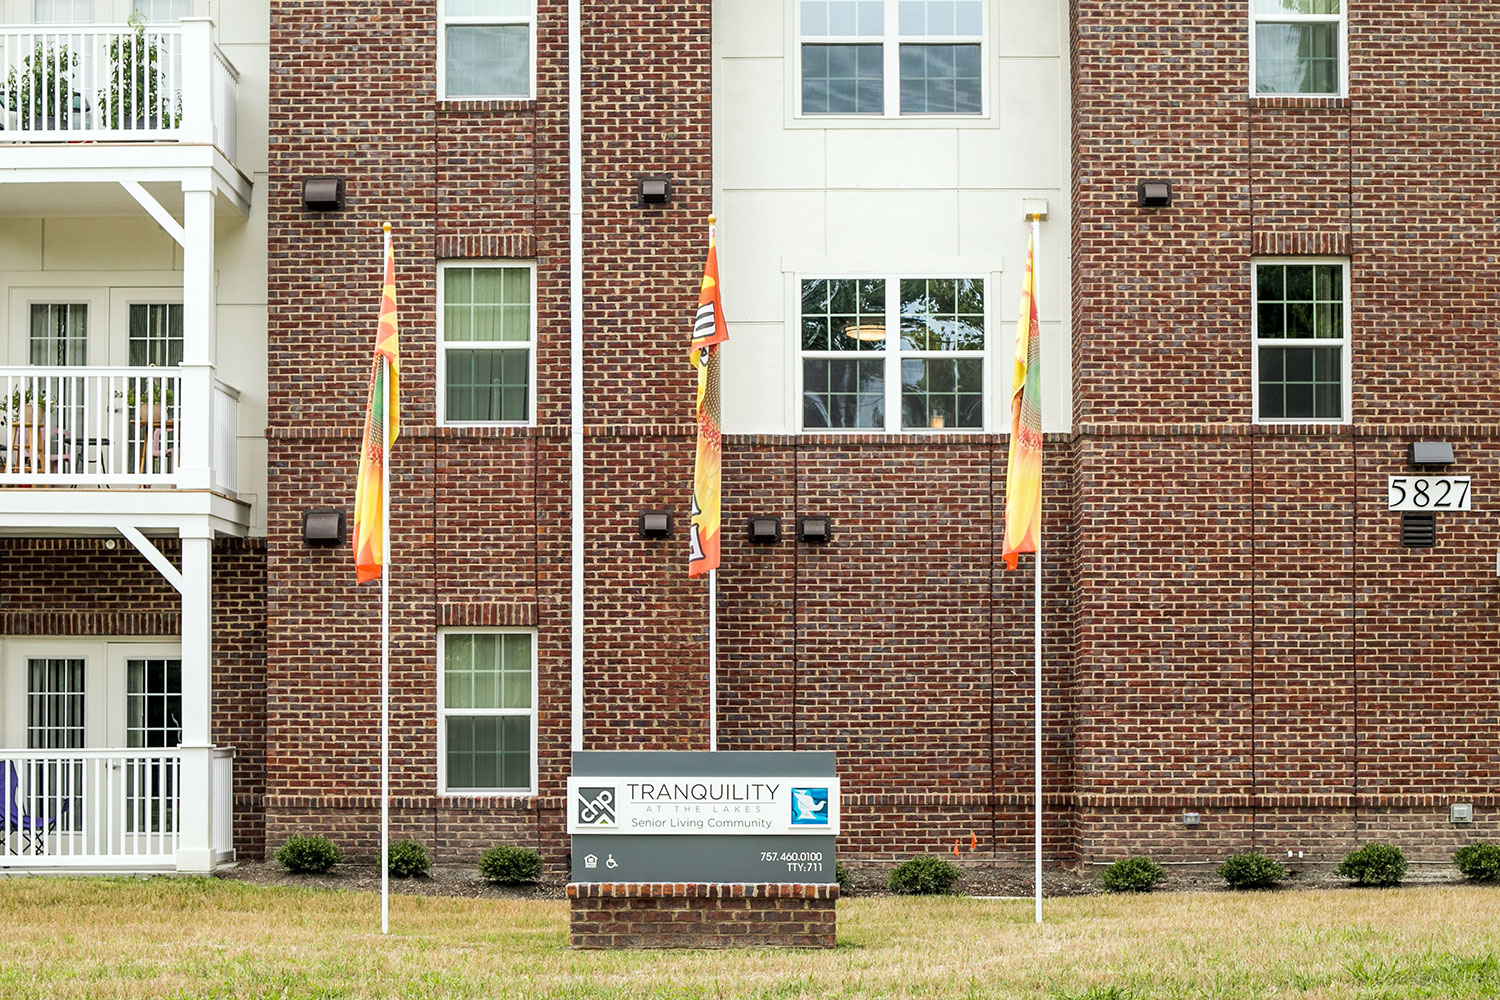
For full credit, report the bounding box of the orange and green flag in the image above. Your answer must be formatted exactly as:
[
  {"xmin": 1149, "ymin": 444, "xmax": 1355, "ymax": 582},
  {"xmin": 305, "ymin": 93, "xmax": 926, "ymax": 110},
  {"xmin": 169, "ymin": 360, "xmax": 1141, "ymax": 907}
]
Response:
[
  {"xmin": 1003, "ymin": 229, "xmax": 1041, "ymax": 570},
  {"xmin": 354, "ymin": 226, "xmax": 400, "ymax": 584},
  {"xmin": 689, "ymin": 219, "xmax": 729, "ymax": 578}
]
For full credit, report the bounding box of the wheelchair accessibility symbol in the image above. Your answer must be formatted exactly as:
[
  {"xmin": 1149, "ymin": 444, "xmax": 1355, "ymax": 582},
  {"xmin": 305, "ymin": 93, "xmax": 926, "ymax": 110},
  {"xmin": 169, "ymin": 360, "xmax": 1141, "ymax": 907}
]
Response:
[{"xmin": 577, "ymin": 787, "xmax": 616, "ymax": 826}]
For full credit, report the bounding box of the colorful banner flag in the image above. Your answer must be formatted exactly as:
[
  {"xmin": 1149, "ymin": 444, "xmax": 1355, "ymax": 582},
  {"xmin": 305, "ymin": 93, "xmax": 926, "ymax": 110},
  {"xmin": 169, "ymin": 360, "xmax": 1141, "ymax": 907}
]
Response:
[
  {"xmin": 1003, "ymin": 228, "xmax": 1041, "ymax": 570},
  {"xmin": 354, "ymin": 227, "xmax": 401, "ymax": 584},
  {"xmin": 689, "ymin": 219, "xmax": 729, "ymax": 578}
]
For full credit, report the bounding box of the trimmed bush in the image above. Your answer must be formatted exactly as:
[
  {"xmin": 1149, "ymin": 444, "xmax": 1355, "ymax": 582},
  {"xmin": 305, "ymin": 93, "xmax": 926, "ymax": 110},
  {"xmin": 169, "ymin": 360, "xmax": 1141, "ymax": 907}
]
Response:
[
  {"xmin": 1335, "ymin": 842, "xmax": 1407, "ymax": 887},
  {"xmin": 387, "ymin": 839, "xmax": 432, "ymax": 878},
  {"xmin": 477, "ymin": 845, "xmax": 542, "ymax": 885},
  {"xmin": 835, "ymin": 860, "xmax": 852, "ymax": 895},
  {"xmin": 1454, "ymin": 842, "xmax": 1500, "ymax": 883},
  {"xmin": 887, "ymin": 855, "xmax": 961, "ymax": 895},
  {"xmin": 274, "ymin": 834, "xmax": 341, "ymax": 874},
  {"xmin": 1217, "ymin": 851, "xmax": 1288, "ymax": 890},
  {"xmin": 1100, "ymin": 856, "xmax": 1164, "ymax": 893}
]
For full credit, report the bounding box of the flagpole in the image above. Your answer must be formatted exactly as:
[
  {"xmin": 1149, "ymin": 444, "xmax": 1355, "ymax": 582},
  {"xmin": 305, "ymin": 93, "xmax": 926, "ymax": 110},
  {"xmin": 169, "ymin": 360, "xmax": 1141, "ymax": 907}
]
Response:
[
  {"xmin": 1030, "ymin": 214, "xmax": 1043, "ymax": 926},
  {"xmin": 709, "ymin": 569, "xmax": 718, "ymax": 750},
  {"xmin": 380, "ymin": 225, "xmax": 392, "ymax": 937}
]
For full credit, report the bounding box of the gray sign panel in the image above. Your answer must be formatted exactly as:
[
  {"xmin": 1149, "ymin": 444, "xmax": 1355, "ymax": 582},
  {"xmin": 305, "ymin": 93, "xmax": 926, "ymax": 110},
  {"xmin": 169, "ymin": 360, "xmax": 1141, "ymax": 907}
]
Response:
[{"xmin": 572, "ymin": 835, "xmax": 837, "ymax": 883}]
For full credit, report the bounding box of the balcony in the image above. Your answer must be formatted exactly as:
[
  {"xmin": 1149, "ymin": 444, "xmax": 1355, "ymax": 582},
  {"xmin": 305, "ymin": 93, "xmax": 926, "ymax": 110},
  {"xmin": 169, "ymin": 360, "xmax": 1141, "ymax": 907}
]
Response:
[
  {"xmin": 0, "ymin": 20, "xmax": 237, "ymax": 160},
  {"xmin": 1, "ymin": 748, "xmax": 234, "ymax": 870},
  {"xmin": 0, "ymin": 366, "xmax": 237, "ymax": 493}
]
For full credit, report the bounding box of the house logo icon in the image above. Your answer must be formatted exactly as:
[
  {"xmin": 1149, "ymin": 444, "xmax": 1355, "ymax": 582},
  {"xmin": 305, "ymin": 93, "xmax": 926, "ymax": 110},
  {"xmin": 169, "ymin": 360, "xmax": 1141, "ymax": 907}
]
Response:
[
  {"xmin": 790, "ymin": 788, "xmax": 828, "ymax": 825},
  {"xmin": 577, "ymin": 787, "xmax": 616, "ymax": 826}
]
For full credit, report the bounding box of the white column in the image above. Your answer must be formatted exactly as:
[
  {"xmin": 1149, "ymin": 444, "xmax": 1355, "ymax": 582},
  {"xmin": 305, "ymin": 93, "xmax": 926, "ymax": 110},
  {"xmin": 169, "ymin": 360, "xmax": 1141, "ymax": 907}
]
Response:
[
  {"xmin": 177, "ymin": 18, "xmax": 215, "ymax": 145},
  {"xmin": 179, "ymin": 182, "xmax": 216, "ymax": 489},
  {"xmin": 176, "ymin": 531, "xmax": 216, "ymax": 872}
]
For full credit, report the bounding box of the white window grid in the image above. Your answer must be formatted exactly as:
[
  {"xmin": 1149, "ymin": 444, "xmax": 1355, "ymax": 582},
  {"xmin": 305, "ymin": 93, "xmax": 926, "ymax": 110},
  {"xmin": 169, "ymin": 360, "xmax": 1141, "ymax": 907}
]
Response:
[
  {"xmin": 34, "ymin": 0, "xmax": 92, "ymax": 23},
  {"xmin": 1250, "ymin": 256, "xmax": 1351, "ymax": 425},
  {"xmin": 436, "ymin": 260, "xmax": 537, "ymax": 427},
  {"xmin": 132, "ymin": 0, "xmax": 193, "ymax": 23},
  {"xmin": 797, "ymin": 273, "xmax": 990, "ymax": 433},
  {"xmin": 1249, "ymin": 0, "xmax": 1347, "ymax": 98},
  {"xmin": 438, "ymin": 0, "xmax": 537, "ymax": 101},
  {"xmin": 795, "ymin": 0, "xmax": 987, "ymax": 118},
  {"xmin": 436, "ymin": 629, "xmax": 538, "ymax": 797}
]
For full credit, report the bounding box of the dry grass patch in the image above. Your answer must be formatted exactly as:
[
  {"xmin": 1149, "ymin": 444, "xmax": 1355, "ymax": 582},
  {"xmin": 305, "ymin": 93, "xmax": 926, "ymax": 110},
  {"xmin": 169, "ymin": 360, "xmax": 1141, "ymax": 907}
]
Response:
[{"xmin": 0, "ymin": 877, "xmax": 1496, "ymax": 998}]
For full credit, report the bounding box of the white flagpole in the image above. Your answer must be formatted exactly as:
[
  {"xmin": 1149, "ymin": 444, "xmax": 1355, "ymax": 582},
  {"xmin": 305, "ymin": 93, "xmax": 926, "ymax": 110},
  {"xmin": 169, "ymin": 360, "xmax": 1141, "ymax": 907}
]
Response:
[
  {"xmin": 709, "ymin": 569, "xmax": 717, "ymax": 750},
  {"xmin": 1031, "ymin": 214, "xmax": 1043, "ymax": 926},
  {"xmin": 380, "ymin": 228, "xmax": 392, "ymax": 936}
]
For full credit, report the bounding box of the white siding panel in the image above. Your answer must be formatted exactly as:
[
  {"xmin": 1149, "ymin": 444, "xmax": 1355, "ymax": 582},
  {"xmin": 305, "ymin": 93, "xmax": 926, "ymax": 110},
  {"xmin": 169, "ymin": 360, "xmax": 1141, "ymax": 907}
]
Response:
[
  {"xmin": 715, "ymin": 59, "xmax": 826, "ymax": 191},
  {"xmin": 826, "ymin": 189, "xmax": 959, "ymax": 258},
  {"xmin": 720, "ymin": 321, "xmax": 789, "ymax": 434},
  {"xmin": 719, "ymin": 189, "xmax": 825, "ymax": 324},
  {"xmin": 825, "ymin": 128, "xmax": 960, "ymax": 190}
]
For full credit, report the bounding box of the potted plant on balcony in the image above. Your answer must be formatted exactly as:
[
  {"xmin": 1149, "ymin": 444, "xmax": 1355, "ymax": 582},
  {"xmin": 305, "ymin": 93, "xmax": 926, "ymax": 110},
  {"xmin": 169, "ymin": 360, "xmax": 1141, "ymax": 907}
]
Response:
[
  {"xmin": 5, "ymin": 39, "xmax": 78, "ymax": 131},
  {"xmin": 102, "ymin": 13, "xmax": 181, "ymax": 130}
]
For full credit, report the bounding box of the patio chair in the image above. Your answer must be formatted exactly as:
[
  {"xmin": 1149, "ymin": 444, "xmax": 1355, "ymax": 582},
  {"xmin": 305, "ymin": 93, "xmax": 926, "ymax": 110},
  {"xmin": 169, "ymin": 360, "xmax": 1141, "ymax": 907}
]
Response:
[{"xmin": 1, "ymin": 760, "xmax": 69, "ymax": 856}]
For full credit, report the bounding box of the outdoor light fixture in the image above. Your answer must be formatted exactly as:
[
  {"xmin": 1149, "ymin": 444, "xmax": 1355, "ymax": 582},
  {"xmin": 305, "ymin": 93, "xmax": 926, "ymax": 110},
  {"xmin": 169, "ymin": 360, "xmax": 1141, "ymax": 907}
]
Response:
[
  {"xmin": 637, "ymin": 175, "xmax": 671, "ymax": 207},
  {"xmin": 302, "ymin": 509, "xmax": 346, "ymax": 546},
  {"xmin": 747, "ymin": 516, "xmax": 782, "ymax": 544},
  {"xmin": 1181, "ymin": 812, "xmax": 1201, "ymax": 827},
  {"xmin": 639, "ymin": 510, "xmax": 673, "ymax": 538},
  {"xmin": 301, "ymin": 176, "xmax": 345, "ymax": 212},
  {"xmin": 1409, "ymin": 440, "xmax": 1455, "ymax": 466},
  {"xmin": 842, "ymin": 322, "xmax": 885, "ymax": 342},
  {"xmin": 798, "ymin": 516, "xmax": 832, "ymax": 544},
  {"xmin": 1137, "ymin": 179, "xmax": 1172, "ymax": 208}
]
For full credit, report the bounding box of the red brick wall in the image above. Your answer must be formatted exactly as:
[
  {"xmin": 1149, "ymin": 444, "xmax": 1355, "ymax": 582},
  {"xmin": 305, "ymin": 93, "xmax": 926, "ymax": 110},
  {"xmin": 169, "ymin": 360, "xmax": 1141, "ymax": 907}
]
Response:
[{"xmin": 568, "ymin": 883, "xmax": 837, "ymax": 950}]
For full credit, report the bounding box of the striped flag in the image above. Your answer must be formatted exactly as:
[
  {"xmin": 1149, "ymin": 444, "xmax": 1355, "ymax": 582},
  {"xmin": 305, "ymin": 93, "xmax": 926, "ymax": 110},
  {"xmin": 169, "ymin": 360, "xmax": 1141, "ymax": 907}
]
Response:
[
  {"xmin": 689, "ymin": 219, "xmax": 729, "ymax": 578},
  {"xmin": 1003, "ymin": 229, "xmax": 1041, "ymax": 570},
  {"xmin": 354, "ymin": 227, "xmax": 400, "ymax": 584}
]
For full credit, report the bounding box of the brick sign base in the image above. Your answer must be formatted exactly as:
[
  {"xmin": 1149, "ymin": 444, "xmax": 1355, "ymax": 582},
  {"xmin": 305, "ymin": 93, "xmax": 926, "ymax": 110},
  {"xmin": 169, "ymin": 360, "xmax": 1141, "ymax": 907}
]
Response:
[{"xmin": 567, "ymin": 883, "xmax": 838, "ymax": 949}]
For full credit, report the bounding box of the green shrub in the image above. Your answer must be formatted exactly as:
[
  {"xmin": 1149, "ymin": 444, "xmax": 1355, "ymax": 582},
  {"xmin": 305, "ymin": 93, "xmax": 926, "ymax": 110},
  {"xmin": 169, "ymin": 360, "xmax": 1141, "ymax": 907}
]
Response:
[
  {"xmin": 1100, "ymin": 856, "xmax": 1165, "ymax": 893},
  {"xmin": 477, "ymin": 845, "xmax": 542, "ymax": 885},
  {"xmin": 1335, "ymin": 842, "xmax": 1407, "ymax": 887},
  {"xmin": 387, "ymin": 839, "xmax": 431, "ymax": 878},
  {"xmin": 273, "ymin": 834, "xmax": 341, "ymax": 874},
  {"xmin": 835, "ymin": 860, "xmax": 852, "ymax": 895},
  {"xmin": 1217, "ymin": 851, "xmax": 1289, "ymax": 890},
  {"xmin": 1454, "ymin": 842, "xmax": 1500, "ymax": 883},
  {"xmin": 886, "ymin": 855, "xmax": 961, "ymax": 895}
]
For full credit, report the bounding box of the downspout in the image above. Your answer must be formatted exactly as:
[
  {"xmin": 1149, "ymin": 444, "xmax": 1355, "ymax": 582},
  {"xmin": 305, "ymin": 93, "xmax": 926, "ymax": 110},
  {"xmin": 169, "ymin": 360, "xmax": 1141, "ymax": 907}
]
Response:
[{"xmin": 569, "ymin": 0, "xmax": 585, "ymax": 753}]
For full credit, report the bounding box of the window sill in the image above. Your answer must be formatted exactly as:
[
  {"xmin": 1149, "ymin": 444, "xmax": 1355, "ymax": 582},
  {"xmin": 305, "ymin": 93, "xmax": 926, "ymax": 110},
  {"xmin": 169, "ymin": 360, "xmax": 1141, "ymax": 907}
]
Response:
[
  {"xmin": 1249, "ymin": 95, "xmax": 1350, "ymax": 110},
  {"xmin": 438, "ymin": 98, "xmax": 538, "ymax": 114}
]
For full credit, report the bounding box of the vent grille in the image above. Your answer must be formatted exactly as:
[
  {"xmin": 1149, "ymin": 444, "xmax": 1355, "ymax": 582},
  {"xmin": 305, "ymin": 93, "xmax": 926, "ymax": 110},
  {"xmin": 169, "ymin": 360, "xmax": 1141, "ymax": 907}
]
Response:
[{"xmin": 1402, "ymin": 513, "xmax": 1437, "ymax": 548}]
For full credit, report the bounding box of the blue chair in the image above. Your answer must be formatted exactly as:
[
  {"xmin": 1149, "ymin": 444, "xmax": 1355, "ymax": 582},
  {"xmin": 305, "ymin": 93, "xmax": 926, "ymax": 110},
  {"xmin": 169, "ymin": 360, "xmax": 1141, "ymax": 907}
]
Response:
[{"xmin": 2, "ymin": 761, "xmax": 69, "ymax": 855}]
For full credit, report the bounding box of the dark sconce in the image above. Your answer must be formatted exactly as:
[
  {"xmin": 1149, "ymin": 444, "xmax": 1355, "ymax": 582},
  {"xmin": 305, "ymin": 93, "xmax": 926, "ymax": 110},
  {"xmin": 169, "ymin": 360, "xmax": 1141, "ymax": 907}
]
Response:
[
  {"xmin": 747, "ymin": 516, "xmax": 782, "ymax": 544},
  {"xmin": 1409, "ymin": 440, "xmax": 1455, "ymax": 466},
  {"xmin": 639, "ymin": 510, "xmax": 673, "ymax": 539},
  {"xmin": 798, "ymin": 516, "xmax": 832, "ymax": 544},
  {"xmin": 1137, "ymin": 179, "xmax": 1172, "ymax": 208},
  {"xmin": 302, "ymin": 176, "xmax": 345, "ymax": 212},
  {"xmin": 637, "ymin": 175, "xmax": 671, "ymax": 208},
  {"xmin": 302, "ymin": 509, "xmax": 346, "ymax": 546}
]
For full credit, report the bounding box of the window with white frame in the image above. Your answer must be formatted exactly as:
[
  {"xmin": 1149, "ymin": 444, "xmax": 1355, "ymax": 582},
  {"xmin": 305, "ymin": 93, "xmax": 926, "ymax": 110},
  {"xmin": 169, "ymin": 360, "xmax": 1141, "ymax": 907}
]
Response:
[
  {"xmin": 1253, "ymin": 260, "xmax": 1348, "ymax": 422},
  {"xmin": 34, "ymin": 0, "xmax": 92, "ymax": 22},
  {"xmin": 1252, "ymin": 0, "xmax": 1344, "ymax": 96},
  {"xmin": 440, "ymin": 0, "xmax": 534, "ymax": 99},
  {"xmin": 29, "ymin": 303, "xmax": 88, "ymax": 365},
  {"xmin": 438, "ymin": 631, "xmax": 535, "ymax": 794},
  {"xmin": 800, "ymin": 275, "xmax": 986, "ymax": 431},
  {"xmin": 799, "ymin": 0, "xmax": 984, "ymax": 116},
  {"xmin": 439, "ymin": 263, "xmax": 534, "ymax": 424},
  {"xmin": 128, "ymin": 303, "xmax": 183, "ymax": 367},
  {"xmin": 133, "ymin": 0, "xmax": 192, "ymax": 22}
]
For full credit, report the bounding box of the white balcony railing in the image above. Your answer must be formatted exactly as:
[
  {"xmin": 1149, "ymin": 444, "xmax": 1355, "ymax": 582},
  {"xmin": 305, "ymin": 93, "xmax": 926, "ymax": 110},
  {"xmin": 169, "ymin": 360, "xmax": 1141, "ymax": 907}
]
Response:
[
  {"xmin": 0, "ymin": 20, "xmax": 237, "ymax": 156},
  {"xmin": 0, "ymin": 366, "xmax": 238, "ymax": 490}
]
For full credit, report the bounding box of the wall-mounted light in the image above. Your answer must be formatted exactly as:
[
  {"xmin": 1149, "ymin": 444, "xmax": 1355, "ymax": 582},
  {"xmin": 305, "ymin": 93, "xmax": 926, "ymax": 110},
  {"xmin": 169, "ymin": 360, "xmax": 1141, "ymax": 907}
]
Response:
[
  {"xmin": 747, "ymin": 516, "xmax": 782, "ymax": 544},
  {"xmin": 1137, "ymin": 179, "xmax": 1172, "ymax": 208},
  {"xmin": 1409, "ymin": 441, "xmax": 1455, "ymax": 466},
  {"xmin": 798, "ymin": 516, "xmax": 832, "ymax": 544},
  {"xmin": 1181, "ymin": 812, "xmax": 1201, "ymax": 827},
  {"xmin": 637, "ymin": 175, "xmax": 671, "ymax": 208},
  {"xmin": 639, "ymin": 510, "xmax": 673, "ymax": 538},
  {"xmin": 302, "ymin": 509, "xmax": 346, "ymax": 546},
  {"xmin": 301, "ymin": 176, "xmax": 345, "ymax": 212}
]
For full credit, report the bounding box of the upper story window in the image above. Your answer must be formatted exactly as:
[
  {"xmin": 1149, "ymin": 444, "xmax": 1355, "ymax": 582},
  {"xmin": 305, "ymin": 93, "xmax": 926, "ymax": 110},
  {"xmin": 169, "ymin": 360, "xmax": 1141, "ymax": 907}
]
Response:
[
  {"xmin": 1252, "ymin": 0, "xmax": 1345, "ymax": 96},
  {"xmin": 33, "ymin": 0, "xmax": 92, "ymax": 23},
  {"xmin": 438, "ymin": 630, "xmax": 536, "ymax": 795},
  {"xmin": 438, "ymin": 262, "xmax": 535, "ymax": 425},
  {"xmin": 440, "ymin": 0, "xmax": 534, "ymax": 100},
  {"xmin": 800, "ymin": 275, "xmax": 986, "ymax": 431},
  {"xmin": 1253, "ymin": 259, "xmax": 1349, "ymax": 423},
  {"xmin": 132, "ymin": 1, "xmax": 192, "ymax": 21},
  {"xmin": 799, "ymin": 0, "xmax": 984, "ymax": 116}
]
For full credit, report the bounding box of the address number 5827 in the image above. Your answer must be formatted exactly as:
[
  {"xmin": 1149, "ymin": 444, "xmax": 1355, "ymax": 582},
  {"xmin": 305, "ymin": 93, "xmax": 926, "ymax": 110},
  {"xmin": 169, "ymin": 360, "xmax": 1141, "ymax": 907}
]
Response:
[{"xmin": 1387, "ymin": 476, "xmax": 1470, "ymax": 512}]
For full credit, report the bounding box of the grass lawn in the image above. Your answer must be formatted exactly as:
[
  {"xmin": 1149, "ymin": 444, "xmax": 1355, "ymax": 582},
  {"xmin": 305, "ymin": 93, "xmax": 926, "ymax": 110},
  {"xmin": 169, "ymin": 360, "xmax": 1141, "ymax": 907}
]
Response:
[{"xmin": 0, "ymin": 878, "xmax": 1497, "ymax": 999}]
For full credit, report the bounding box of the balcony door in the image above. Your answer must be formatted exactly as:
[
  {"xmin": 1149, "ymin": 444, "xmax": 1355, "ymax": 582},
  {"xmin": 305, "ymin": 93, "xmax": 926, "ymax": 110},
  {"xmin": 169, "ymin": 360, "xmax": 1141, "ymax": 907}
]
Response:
[{"xmin": 3, "ymin": 640, "xmax": 182, "ymax": 749}]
